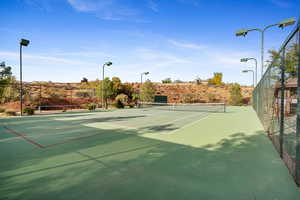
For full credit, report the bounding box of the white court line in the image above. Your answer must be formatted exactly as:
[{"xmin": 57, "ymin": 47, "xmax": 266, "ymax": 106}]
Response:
[
  {"xmin": 84, "ymin": 112, "xmax": 209, "ymax": 134},
  {"xmin": 85, "ymin": 122, "xmax": 138, "ymax": 131},
  {"xmin": 163, "ymin": 112, "xmax": 208, "ymax": 124},
  {"xmin": 162, "ymin": 115, "xmax": 210, "ymax": 135}
]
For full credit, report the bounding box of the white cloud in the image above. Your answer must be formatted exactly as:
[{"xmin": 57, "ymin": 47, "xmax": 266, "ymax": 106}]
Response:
[
  {"xmin": 0, "ymin": 51, "xmax": 96, "ymax": 66},
  {"xmin": 135, "ymin": 48, "xmax": 190, "ymax": 65},
  {"xmin": 167, "ymin": 39, "xmax": 256, "ymax": 68},
  {"xmin": 270, "ymin": 0, "xmax": 291, "ymax": 8},
  {"xmin": 24, "ymin": 0, "xmax": 53, "ymax": 11},
  {"xmin": 67, "ymin": 0, "xmax": 113, "ymax": 12},
  {"xmin": 67, "ymin": 0, "xmax": 139, "ymax": 21},
  {"xmin": 148, "ymin": 0, "xmax": 158, "ymax": 12},
  {"xmin": 0, "ymin": 39, "xmax": 257, "ymax": 85},
  {"xmin": 168, "ymin": 39, "xmax": 205, "ymax": 49},
  {"xmin": 177, "ymin": 0, "xmax": 200, "ymax": 7},
  {"xmin": 54, "ymin": 51, "xmax": 113, "ymax": 58}
]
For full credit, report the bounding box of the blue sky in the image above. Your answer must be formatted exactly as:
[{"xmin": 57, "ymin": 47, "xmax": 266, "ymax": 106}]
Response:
[{"xmin": 0, "ymin": 0, "xmax": 299, "ymax": 85}]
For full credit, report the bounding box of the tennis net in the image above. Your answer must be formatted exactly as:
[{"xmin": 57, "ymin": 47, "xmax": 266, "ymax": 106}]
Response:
[
  {"xmin": 138, "ymin": 102, "xmax": 226, "ymax": 113},
  {"xmin": 37, "ymin": 105, "xmax": 83, "ymax": 114}
]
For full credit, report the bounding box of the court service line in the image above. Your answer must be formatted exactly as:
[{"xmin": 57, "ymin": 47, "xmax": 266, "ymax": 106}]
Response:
[
  {"xmin": 96, "ymin": 112, "xmax": 208, "ymax": 132},
  {"xmin": 163, "ymin": 112, "xmax": 209, "ymax": 125},
  {"xmin": 140, "ymin": 112, "xmax": 209, "ymax": 129},
  {"xmin": 163, "ymin": 115, "xmax": 210, "ymax": 135}
]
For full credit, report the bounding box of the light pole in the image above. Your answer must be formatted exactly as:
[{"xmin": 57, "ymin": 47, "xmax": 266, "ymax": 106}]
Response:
[
  {"xmin": 102, "ymin": 61, "xmax": 112, "ymax": 109},
  {"xmin": 140, "ymin": 72, "xmax": 149, "ymax": 101},
  {"xmin": 141, "ymin": 72, "xmax": 149, "ymax": 85},
  {"xmin": 241, "ymin": 58, "xmax": 258, "ymax": 85},
  {"xmin": 242, "ymin": 70, "xmax": 255, "ymax": 88},
  {"xmin": 19, "ymin": 39, "xmax": 30, "ymax": 116},
  {"xmin": 236, "ymin": 18, "xmax": 295, "ymax": 78}
]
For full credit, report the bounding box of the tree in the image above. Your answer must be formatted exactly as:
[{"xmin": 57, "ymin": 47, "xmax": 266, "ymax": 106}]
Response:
[
  {"xmin": 162, "ymin": 78, "xmax": 172, "ymax": 84},
  {"xmin": 267, "ymin": 49, "xmax": 280, "ymax": 68},
  {"xmin": 229, "ymin": 83, "xmax": 243, "ymax": 106},
  {"xmin": 99, "ymin": 78, "xmax": 114, "ymax": 108},
  {"xmin": 111, "ymin": 77, "xmax": 122, "ymax": 96},
  {"xmin": 285, "ymin": 43, "xmax": 299, "ymax": 78},
  {"xmin": 81, "ymin": 77, "xmax": 88, "ymax": 83},
  {"xmin": 0, "ymin": 62, "xmax": 12, "ymax": 79},
  {"xmin": 121, "ymin": 83, "xmax": 134, "ymax": 99},
  {"xmin": 115, "ymin": 93, "xmax": 129, "ymax": 105},
  {"xmin": 0, "ymin": 77, "xmax": 19, "ymax": 104},
  {"xmin": 0, "ymin": 62, "xmax": 13, "ymax": 102},
  {"xmin": 141, "ymin": 80, "xmax": 155, "ymax": 102},
  {"xmin": 208, "ymin": 72, "xmax": 223, "ymax": 86},
  {"xmin": 195, "ymin": 76, "xmax": 202, "ymax": 85},
  {"xmin": 267, "ymin": 45, "xmax": 299, "ymax": 79},
  {"xmin": 174, "ymin": 79, "xmax": 184, "ymax": 83}
]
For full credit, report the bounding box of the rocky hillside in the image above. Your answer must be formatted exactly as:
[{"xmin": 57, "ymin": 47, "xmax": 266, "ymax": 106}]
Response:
[
  {"xmin": 0, "ymin": 82, "xmax": 253, "ymax": 111},
  {"xmin": 134, "ymin": 83, "xmax": 252, "ymax": 103}
]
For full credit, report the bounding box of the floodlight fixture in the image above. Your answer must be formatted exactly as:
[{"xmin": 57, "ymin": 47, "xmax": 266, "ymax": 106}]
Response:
[
  {"xmin": 235, "ymin": 17, "xmax": 296, "ymax": 80},
  {"xmin": 20, "ymin": 39, "xmax": 30, "ymax": 46},
  {"xmin": 104, "ymin": 61, "xmax": 112, "ymax": 66},
  {"xmin": 278, "ymin": 18, "xmax": 296, "ymax": 28},
  {"xmin": 242, "ymin": 69, "xmax": 255, "ymax": 87},
  {"xmin": 141, "ymin": 71, "xmax": 150, "ymax": 84},
  {"xmin": 240, "ymin": 57, "xmax": 258, "ymax": 85},
  {"xmin": 240, "ymin": 58, "xmax": 249, "ymax": 62},
  {"xmin": 236, "ymin": 29, "xmax": 249, "ymax": 37}
]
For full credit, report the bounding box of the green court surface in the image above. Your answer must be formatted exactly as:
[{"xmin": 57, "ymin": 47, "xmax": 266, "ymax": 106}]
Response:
[{"xmin": 0, "ymin": 107, "xmax": 299, "ymax": 200}]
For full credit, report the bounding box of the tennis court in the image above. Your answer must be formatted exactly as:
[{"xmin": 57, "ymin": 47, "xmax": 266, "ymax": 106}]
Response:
[{"xmin": 0, "ymin": 106, "xmax": 299, "ymax": 199}]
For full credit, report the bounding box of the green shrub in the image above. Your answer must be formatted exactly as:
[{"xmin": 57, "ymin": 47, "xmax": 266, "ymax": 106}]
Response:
[
  {"xmin": 206, "ymin": 92, "xmax": 216, "ymax": 102},
  {"xmin": 229, "ymin": 83, "xmax": 243, "ymax": 106},
  {"xmin": 81, "ymin": 104, "xmax": 88, "ymax": 109},
  {"xmin": 87, "ymin": 103, "xmax": 96, "ymax": 111},
  {"xmin": 0, "ymin": 108, "xmax": 5, "ymax": 113},
  {"xmin": 140, "ymin": 80, "xmax": 155, "ymax": 102},
  {"xmin": 182, "ymin": 93, "xmax": 196, "ymax": 103},
  {"xmin": 5, "ymin": 110, "xmax": 17, "ymax": 116},
  {"xmin": 75, "ymin": 91, "xmax": 91, "ymax": 98},
  {"xmin": 162, "ymin": 78, "xmax": 172, "ymax": 84},
  {"xmin": 114, "ymin": 100, "xmax": 124, "ymax": 109},
  {"xmin": 23, "ymin": 107, "xmax": 35, "ymax": 115},
  {"xmin": 115, "ymin": 94, "xmax": 128, "ymax": 105}
]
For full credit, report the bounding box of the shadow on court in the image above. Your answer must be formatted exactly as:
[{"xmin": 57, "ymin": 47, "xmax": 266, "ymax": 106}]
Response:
[{"xmin": 1, "ymin": 120, "xmax": 300, "ymax": 200}]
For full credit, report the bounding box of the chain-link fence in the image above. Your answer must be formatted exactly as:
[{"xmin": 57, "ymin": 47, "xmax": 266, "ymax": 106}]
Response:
[
  {"xmin": 0, "ymin": 82, "xmax": 100, "ymax": 114},
  {"xmin": 253, "ymin": 20, "xmax": 300, "ymax": 185}
]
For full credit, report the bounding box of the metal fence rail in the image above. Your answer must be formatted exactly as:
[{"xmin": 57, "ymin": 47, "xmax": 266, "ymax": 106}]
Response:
[
  {"xmin": 252, "ymin": 19, "xmax": 300, "ymax": 185},
  {"xmin": 0, "ymin": 82, "xmax": 100, "ymax": 113}
]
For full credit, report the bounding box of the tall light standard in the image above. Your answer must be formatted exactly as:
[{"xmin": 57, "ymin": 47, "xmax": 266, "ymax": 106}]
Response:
[
  {"xmin": 240, "ymin": 58, "xmax": 258, "ymax": 85},
  {"xmin": 236, "ymin": 18, "xmax": 295, "ymax": 78},
  {"xmin": 19, "ymin": 39, "xmax": 30, "ymax": 116},
  {"xmin": 102, "ymin": 61, "xmax": 112, "ymax": 109},
  {"xmin": 242, "ymin": 70, "xmax": 255, "ymax": 88},
  {"xmin": 140, "ymin": 72, "xmax": 149, "ymax": 101},
  {"xmin": 141, "ymin": 72, "xmax": 149, "ymax": 85}
]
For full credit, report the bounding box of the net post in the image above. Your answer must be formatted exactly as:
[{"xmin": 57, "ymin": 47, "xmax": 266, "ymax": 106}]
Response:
[{"xmin": 224, "ymin": 103, "xmax": 226, "ymax": 113}]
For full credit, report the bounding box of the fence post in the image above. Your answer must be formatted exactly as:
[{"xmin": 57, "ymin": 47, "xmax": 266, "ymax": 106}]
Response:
[
  {"xmin": 279, "ymin": 50, "xmax": 285, "ymax": 158},
  {"xmin": 295, "ymin": 28, "xmax": 300, "ymax": 186}
]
